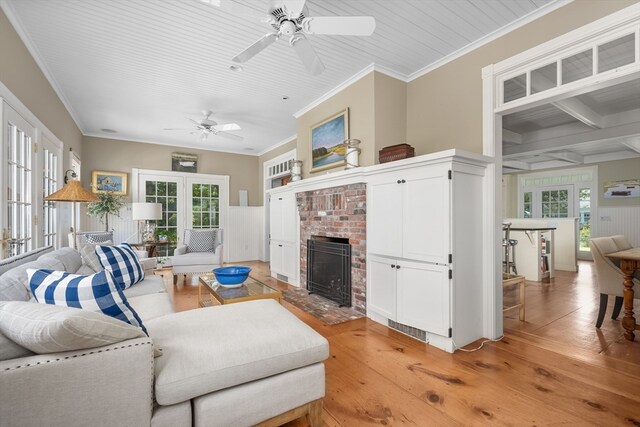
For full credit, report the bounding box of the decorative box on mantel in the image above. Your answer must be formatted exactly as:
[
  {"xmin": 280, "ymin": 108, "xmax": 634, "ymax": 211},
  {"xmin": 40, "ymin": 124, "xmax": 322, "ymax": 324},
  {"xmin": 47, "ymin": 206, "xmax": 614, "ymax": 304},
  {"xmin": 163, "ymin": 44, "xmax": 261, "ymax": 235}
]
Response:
[{"xmin": 379, "ymin": 143, "xmax": 415, "ymax": 164}]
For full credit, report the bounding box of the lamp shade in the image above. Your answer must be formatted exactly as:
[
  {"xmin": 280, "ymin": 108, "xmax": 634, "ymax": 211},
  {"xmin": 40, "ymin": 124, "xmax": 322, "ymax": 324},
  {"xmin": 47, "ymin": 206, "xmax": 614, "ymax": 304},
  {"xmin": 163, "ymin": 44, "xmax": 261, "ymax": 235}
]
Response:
[
  {"xmin": 44, "ymin": 180, "xmax": 99, "ymax": 202},
  {"xmin": 132, "ymin": 202, "xmax": 162, "ymax": 220}
]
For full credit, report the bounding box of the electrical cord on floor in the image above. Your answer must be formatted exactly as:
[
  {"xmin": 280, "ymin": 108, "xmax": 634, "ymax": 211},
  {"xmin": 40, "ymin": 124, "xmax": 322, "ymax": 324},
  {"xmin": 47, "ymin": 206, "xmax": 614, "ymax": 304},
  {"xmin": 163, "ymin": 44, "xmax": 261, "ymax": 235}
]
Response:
[{"xmin": 454, "ymin": 335, "xmax": 504, "ymax": 352}]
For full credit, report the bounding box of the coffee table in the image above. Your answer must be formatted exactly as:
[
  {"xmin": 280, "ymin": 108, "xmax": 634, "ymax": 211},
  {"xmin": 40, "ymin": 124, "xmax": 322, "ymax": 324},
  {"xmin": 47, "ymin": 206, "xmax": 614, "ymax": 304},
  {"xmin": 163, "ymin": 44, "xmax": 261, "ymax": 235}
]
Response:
[{"xmin": 198, "ymin": 273, "xmax": 282, "ymax": 307}]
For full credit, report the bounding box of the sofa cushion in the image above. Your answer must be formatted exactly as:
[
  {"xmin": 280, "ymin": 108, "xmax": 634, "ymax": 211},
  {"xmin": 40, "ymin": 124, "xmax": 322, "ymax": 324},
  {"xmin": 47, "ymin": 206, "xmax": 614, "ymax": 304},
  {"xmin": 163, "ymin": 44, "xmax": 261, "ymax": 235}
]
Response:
[
  {"xmin": 0, "ymin": 301, "xmax": 145, "ymax": 354},
  {"xmin": 79, "ymin": 240, "xmax": 113, "ymax": 272},
  {"xmin": 127, "ymin": 293, "xmax": 174, "ymax": 322},
  {"xmin": 170, "ymin": 252, "xmax": 220, "ymax": 267},
  {"xmin": 0, "ymin": 257, "xmax": 65, "ymax": 302},
  {"xmin": 38, "ymin": 247, "xmax": 82, "ymax": 273},
  {"xmin": 96, "ymin": 243, "xmax": 144, "ymax": 289},
  {"xmin": 122, "ymin": 275, "xmax": 167, "ymax": 299},
  {"xmin": 146, "ymin": 299, "xmax": 329, "ymax": 405},
  {"xmin": 28, "ymin": 269, "xmax": 147, "ymax": 334},
  {"xmin": 0, "ymin": 329, "xmax": 34, "ymax": 361}
]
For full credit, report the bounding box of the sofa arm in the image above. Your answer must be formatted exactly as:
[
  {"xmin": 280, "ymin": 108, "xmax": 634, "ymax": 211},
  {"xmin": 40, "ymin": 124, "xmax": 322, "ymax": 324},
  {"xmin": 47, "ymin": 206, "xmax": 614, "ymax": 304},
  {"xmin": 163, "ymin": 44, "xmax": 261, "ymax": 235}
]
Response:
[
  {"xmin": 0, "ymin": 337, "xmax": 155, "ymax": 427},
  {"xmin": 215, "ymin": 244, "xmax": 224, "ymax": 265},
  {"xmin": 173, "ymin": 245, "xmax": 187, "ymax": 256}
]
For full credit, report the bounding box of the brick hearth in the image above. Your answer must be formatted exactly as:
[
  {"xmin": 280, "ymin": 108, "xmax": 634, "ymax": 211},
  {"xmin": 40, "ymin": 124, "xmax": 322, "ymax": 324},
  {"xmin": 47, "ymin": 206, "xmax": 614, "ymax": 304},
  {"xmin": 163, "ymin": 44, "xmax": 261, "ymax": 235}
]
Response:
[{"xmin": 297, "ymin": 183, "xmax": 366, "ymax": 314}]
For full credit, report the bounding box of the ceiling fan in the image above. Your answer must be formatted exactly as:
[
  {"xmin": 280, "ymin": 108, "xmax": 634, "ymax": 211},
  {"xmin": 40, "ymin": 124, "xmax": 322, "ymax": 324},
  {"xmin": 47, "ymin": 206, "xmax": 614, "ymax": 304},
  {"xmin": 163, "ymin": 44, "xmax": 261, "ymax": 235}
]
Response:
[
  {"xmin": 164, "ymin": 110, "xmax": 243, "ymax": 142},
  {"xmin": 207, "ymin": 0, "xmax": 376, "ymax": 75}
]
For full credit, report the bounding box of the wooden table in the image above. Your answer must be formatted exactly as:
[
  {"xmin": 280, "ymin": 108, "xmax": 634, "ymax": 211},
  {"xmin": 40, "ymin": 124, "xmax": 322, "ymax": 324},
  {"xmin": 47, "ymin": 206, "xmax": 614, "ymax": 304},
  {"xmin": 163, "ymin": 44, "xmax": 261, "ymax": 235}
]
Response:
[
  {"xmin": 606, "ymin": 248, "xmax": 640, "ymax": 341},
  {"xmin": 198, "ymin": 273, "xmax": 282, "ymax": 307},
  {"xmin": 129, "ymin": 241, "xmax": 169, "ymax": 258}
]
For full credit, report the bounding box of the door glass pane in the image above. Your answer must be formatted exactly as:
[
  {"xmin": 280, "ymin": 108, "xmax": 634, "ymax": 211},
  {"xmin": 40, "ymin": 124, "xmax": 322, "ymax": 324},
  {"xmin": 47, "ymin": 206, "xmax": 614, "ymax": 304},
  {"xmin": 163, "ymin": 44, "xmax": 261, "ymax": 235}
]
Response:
[
  {"xmin": 144, "ymin": 180, "xmax": 177, "ymax": 256},
  {"xmin": 562, "ymin": 49, "xmax": 593, "ymax": 84},
  {"xmin": 191, "ymin": 183, "xmax": 219, "ymax": 229},
  {"xmin": 42, "ymin": 149, "xmax": 58, "ymax": 247},
  {"xmin": 598, "ymin": 34, "xmax": 635, "ymax": 73},
  {"xmin": 579, "ymin": 188, "xmax": 591, "ymax": 251},
  {"xmin": 503, "ymin": 74, "xmax": 527, "ymax": 103},
  {"xmin": 540, "ymin": 189, "xmax": 570, "ymax": 218}
]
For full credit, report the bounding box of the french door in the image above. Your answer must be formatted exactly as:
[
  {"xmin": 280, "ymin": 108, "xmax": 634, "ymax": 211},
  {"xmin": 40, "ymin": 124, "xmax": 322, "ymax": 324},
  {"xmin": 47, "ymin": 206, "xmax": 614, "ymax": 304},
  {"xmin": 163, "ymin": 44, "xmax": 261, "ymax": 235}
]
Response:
[{"xmin": 133, "ymin": 169, "xmax": 228, "ymax": 257}]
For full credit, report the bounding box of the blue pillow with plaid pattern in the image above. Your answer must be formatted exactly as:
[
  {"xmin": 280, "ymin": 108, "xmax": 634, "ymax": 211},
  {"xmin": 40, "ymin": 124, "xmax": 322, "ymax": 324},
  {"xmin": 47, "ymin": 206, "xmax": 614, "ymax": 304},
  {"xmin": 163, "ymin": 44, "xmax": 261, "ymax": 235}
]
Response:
[
  {"xmin": 28, "ymin": 268, "xmax": 147, "ymax": 334},
  {"xmin": 95, "ymin": 243, "xmax": 144, "ymax": 289}
]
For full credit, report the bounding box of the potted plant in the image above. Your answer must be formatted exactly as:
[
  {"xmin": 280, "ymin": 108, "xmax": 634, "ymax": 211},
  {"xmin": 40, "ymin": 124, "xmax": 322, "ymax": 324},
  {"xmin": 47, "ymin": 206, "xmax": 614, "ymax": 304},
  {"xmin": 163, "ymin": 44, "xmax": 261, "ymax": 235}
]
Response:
[{"xmin": 87, "ymin": 190, "xmax": 125, "ymax": 231}]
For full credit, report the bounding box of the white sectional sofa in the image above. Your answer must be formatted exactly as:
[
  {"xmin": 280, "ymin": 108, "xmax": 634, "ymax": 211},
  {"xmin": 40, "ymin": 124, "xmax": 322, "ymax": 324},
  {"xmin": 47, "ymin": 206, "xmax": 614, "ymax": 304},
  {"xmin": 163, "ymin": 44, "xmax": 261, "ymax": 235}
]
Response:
[{"xmin": 0, "ymin": 246, "xmax": 329, "ymax": 427}]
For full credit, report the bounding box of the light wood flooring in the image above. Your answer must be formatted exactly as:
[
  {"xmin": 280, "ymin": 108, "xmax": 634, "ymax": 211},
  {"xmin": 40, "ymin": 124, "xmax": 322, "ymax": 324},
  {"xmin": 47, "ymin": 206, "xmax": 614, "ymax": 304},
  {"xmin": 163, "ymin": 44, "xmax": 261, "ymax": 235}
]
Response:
[{"xmin": 157, "ymin": 261, "xmax": 640, "ymax": 426}]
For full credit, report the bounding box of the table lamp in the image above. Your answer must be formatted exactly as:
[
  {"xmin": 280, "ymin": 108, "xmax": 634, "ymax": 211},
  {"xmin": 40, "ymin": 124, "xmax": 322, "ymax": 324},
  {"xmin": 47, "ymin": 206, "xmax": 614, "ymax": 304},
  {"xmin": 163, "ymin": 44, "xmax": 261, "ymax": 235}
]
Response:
[
  {"xmin": 132, "ymin": 202, "xmax": 162, "ymax": 242},
  {"xmin": 44, "ymin": 170, "xmax": 99, "ymax": 249}
]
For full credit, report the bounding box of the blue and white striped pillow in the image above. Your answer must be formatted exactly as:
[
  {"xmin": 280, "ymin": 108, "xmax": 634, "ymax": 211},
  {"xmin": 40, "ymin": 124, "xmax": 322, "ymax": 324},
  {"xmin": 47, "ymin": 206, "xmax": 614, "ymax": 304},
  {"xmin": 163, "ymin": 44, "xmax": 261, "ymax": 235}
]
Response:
[
  {"xmin": 28, "ymin": 269, "xmax": 147, "ymax": 334},
  {"xmin": 96, "ymin": 243, "xmax": 144, "ymax": 289}
]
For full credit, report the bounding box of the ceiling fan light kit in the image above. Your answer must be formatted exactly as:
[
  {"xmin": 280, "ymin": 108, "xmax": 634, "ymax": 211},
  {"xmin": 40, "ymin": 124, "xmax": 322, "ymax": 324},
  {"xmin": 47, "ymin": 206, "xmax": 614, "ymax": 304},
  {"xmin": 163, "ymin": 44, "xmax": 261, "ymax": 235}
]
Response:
[{"xmin": 224, "ymin": 0, "xmax": 376, "ymax": 75}]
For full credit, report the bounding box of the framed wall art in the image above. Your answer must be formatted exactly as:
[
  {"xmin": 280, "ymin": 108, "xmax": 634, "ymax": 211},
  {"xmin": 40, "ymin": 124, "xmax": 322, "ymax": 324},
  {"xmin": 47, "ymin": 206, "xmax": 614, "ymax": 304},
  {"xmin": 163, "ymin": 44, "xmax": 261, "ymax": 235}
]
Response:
[
  {"xmin": 91, "ymin": 170, "xmax": 127, "ymax": 195},
  {"xmin": 310, "ymin": 108, "xmax": 349, "ymax": 173},
  {"xmin": 172, "ymin": 152, "xmax": 198, "ymax": 173}
]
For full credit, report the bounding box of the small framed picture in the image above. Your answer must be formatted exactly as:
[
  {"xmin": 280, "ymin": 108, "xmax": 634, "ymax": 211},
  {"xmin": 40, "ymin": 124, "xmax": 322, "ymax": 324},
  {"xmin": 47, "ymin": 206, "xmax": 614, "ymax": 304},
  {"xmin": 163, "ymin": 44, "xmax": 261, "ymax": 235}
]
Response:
[
  {"xmin": 91, "ymin": 170, "xmax": 127, "ymax": 195},
  {"xmin": 172, "ymin": 152, "xmax": 198, "ymax": 173}
]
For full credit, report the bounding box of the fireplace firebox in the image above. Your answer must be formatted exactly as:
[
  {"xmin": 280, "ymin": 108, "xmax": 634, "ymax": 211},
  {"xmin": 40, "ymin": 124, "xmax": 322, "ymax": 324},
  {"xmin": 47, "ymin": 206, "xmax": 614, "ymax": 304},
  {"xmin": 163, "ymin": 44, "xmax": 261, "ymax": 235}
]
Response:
[{"xmin": 307, "ymin": 236, "xmax": 352, "ymax": 307}]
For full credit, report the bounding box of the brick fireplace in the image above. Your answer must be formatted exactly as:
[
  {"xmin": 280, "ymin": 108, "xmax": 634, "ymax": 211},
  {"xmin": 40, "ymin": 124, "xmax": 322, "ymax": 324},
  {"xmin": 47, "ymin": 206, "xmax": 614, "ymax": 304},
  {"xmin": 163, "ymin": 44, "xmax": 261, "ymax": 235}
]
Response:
[{"xmin": 297, "ymin": 183, "xmax": 366, "ymax": 314}]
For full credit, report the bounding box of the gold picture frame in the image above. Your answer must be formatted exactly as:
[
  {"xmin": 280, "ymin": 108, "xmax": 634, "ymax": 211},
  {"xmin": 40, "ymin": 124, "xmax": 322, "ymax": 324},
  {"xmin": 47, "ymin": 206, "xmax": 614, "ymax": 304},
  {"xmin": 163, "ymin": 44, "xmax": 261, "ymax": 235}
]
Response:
[
  {"xmin": 91, "ymin": 170, "xmax": 128, "ymax": 195},
  {"xmin": 310, "ymin": 108, "xmax": 349, "ymax": 173}
]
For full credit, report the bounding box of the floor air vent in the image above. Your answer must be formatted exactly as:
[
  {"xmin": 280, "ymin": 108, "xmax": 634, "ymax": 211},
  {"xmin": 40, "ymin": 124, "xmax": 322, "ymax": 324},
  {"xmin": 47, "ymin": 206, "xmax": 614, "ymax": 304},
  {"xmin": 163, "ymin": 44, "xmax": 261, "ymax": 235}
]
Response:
[
  {"xmin": 388, "ymin": 320, "xmax": 427, "ymax": 342},
  {"xmin": 276, "ymin": 273, "xmax": 288, "ymax": 282}
]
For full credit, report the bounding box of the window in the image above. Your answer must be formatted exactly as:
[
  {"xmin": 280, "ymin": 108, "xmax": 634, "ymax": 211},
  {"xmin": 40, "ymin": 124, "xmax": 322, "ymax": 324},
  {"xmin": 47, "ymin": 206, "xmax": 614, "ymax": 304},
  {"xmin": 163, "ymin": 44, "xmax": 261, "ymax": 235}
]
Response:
[
  {"xmin": 579, "ymin": 188, "xmax": 591, "ymax": 251},
  {"xmin": 523, "ymin": 192, "xmax": 532, "ymax": 218},
  {"xmin": 145, "ymin": 179, "xmax": 180, "ymax": 257},
  {"xmin": 41, "ymin": 146, "xmax": 58, "ymax": 246},
  {"xmin": 191, "ymin": 183, "xmax": 220, "ymax": 229}
]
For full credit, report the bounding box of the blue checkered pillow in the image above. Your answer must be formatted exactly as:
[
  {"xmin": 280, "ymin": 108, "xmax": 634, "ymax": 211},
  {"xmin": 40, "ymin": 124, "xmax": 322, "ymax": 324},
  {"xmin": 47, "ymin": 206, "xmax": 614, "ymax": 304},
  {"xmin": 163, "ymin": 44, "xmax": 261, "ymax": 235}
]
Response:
[
  {"xmin": 28, "ymin": 269, "xmax": 147, "ymax": 334},
  {"xmin": 95, "ymin": 243, "xmax": 144, "ymax": 289}
]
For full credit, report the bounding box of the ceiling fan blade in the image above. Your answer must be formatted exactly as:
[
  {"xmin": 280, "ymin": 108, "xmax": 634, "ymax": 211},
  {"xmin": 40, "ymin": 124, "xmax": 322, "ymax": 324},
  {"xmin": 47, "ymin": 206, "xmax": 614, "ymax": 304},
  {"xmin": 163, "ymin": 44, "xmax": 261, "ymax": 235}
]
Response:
[
  {"xmin": 187, "ymin": 117, "xmax": 201, "ymax": 126},
  {"xmin": 213, "ymin": 123, "xmax": 241, "ymax": 131},
  {"xmin": 302, "ymin": 16, "xmax": 376, "ymax": 36},
  {"xmin": 290, "ymin": 34, "xmax": 325, "ymax": 75},
  {"xmin": 163, "ymin": 128, "xmax": 190, "ymax": 131},
  {"xmin": 282, "ymin": 0, "xmax": 306, "ymax": 19},
  {"xmin": 232, "ymin": 33, "xmax": 278, "ymax": 63},
  {"xmin": 198, "ymin": 0, "xmax": 265, "ymax": 20},
  {"xmin": 215, "ymin": 131, "xmax": 243, "ymax": 141}
]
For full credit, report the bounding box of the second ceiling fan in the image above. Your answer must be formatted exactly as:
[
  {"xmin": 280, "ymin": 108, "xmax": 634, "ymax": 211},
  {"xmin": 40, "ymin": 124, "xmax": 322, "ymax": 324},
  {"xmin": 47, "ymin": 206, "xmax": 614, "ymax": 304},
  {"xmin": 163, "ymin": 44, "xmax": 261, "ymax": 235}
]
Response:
[{"xmin": 215, "ymin": 0, "xmax": 376, "ymax": 75}]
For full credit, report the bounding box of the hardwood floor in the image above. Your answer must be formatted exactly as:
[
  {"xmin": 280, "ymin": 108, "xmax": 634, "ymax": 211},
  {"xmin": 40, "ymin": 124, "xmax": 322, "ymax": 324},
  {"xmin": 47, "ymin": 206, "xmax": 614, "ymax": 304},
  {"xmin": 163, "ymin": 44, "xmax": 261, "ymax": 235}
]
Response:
[{"xmin": 158, "ymin": 261, "xmax": 640, "ymax": 426}]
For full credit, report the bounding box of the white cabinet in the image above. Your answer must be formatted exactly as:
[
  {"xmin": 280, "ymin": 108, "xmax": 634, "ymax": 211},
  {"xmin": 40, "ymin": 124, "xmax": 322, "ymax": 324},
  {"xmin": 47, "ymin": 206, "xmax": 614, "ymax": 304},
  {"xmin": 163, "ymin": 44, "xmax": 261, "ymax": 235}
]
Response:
[
  {"xmin": 367, "ymin": 154, "xmax": 487, "ymax": 352},
  {"xmin": 368, "ymin": 165, "xmax": 450, "ymax": 264},
  {"xmin": 268, "ymin": 190, "xmax": 298, "ymax": 284},
  {"xmin": 369, "ymin": 255, "xmax": 450, "ymax": 337}
]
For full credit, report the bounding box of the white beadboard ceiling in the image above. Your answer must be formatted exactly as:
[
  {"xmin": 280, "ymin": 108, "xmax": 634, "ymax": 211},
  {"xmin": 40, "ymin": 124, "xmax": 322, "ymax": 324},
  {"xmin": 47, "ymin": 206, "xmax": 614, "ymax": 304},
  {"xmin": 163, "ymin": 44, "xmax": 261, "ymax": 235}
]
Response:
[{"xmin": 1, "ymin": 0, "xmax": 560, "ymax": 155}]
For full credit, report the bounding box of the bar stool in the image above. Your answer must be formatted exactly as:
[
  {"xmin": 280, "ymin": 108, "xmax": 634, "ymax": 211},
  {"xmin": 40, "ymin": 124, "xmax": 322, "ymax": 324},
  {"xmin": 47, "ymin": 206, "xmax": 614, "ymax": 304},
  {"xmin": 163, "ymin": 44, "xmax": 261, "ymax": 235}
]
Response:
[{"xmin": 502, "ymin": 223, "xmax": 518, "ymax": 275}]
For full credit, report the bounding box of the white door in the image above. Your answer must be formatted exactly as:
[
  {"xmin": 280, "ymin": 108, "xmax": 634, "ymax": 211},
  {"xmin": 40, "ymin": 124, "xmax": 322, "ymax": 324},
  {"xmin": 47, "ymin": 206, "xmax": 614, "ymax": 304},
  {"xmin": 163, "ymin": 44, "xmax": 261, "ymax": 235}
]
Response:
[
  {"xmin": 138, "ymin": 174, "xmax": 185, "ymax": 256},
  {"xmin": 397, "ymin": 260, "xmax": 450, "ymax": 336},
  {"xmin": 281, "ymin": 241, "xmax": 297, "ymax": 278},
  {"xmin": 368, "ymin": 176, "xmax": 403, "ymax": 256},
  {"xmin": 186, "ymin": 176, "xmax": 228, "ymax": 231},
  {"xmin": 1, "ymin": 102, "xmax": 36, "ymax": 258},
  {"xmin": 368, "ymin": 255, "xmax": 397, "ymax": 320},
  {"xmin": 403, "ymin": 167, "xmax": 450, "ymax": 264}
]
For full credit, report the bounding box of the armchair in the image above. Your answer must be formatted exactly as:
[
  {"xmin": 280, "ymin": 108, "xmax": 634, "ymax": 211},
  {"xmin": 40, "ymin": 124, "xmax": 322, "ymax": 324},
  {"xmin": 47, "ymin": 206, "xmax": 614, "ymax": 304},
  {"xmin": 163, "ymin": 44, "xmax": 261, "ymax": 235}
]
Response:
[
  {"xmin": 589, "ymin": 235, "xmax": 639, "ymax": 328},
  {"xmin": 171, "ymin": 228, "xmax": 223, "ymax": 285}
]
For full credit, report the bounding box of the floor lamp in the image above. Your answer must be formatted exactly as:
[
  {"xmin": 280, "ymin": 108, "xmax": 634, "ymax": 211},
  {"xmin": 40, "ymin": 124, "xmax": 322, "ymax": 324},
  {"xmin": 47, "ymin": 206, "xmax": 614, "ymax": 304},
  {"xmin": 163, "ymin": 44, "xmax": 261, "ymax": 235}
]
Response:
[
  {"xmin": 132, "ymin": 202, "xmax": 162, "ymax": 243},
  {"xmin": 44, "ymin": 170, "xmax": 99, "ymax": 249}
]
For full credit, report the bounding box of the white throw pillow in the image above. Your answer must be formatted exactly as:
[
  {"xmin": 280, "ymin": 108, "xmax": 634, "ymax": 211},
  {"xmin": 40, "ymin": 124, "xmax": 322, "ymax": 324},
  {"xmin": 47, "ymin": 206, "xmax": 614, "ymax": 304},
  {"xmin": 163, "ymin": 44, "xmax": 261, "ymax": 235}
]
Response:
[
  {"xmin": 79, "ymin": 240, "xmax": 113, "ymax": 272},
  {"xmin": 0, "ymin": 301, "xmax": 145, "ymax": 354}
]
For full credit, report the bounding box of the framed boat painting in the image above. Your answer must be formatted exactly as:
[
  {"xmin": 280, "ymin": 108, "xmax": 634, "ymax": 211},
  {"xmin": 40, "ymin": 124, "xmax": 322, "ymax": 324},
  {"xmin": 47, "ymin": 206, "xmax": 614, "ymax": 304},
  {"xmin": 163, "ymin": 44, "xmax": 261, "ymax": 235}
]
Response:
[
  {"xmin": 91, "ymin": 170, "xmax": 127, "ymax": 195},
  {"xmin": 310, "ymin": 108, "xmax": 349, "ymax": 173}
]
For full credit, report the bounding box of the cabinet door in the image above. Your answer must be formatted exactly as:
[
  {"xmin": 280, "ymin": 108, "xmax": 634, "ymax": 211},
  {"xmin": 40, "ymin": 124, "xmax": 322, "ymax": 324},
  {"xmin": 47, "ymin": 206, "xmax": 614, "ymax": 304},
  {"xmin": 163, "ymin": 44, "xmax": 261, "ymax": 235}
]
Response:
[
  {"xmin": 281, "ymin": 242, "xmax": 297, "ymax": 279},
  {"xmin": 396, "ymin": 260, "xmax": 450, "ymax": 337},
  {"xmin": 368, "ymin": 177, "xmax": 403, "ymax": 256},
  {"xmin": 403, "ymin": 168, "xmax": 450, "ymax": 264},
  {"xmin": 270, "ymin": 242, "xmax": 283, "ymax": 274},
  {"xmin": 269, "ymin": 197, "xmax": 284, "ymax": 242},
  {"xmin": 368, "ymin": 255, "xmax": 397, "ymax": 320},
  {"xmin": 281, "ymin": 193, "xmax": 297, "ymax": 242}
]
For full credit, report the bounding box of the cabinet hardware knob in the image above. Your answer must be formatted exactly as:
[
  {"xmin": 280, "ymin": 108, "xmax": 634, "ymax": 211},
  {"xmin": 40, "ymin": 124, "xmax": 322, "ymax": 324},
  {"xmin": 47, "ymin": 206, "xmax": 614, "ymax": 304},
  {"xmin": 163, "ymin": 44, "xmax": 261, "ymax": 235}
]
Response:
[
  {"xmin": 401, "ymin": 179, "xmax": 406, "ymax": 183},
  {"xmin": 396, "ymin": 265, "xmax": 401, "ymax": 269},
  {"xmin": 397, "ymin": 180, "xmax": 402, "ymax": 184},
  {"xmin": 391, "ymin": 264, "xmax": 396, "ymax": 268},
  {"xmin": 278, "ymin": 244, "xmax": 283, "ymax": 247}
]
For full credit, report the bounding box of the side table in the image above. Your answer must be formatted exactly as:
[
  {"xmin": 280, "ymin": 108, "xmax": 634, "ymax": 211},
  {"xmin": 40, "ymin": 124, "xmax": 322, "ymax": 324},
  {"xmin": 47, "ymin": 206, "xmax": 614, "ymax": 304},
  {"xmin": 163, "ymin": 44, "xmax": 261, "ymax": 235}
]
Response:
[{"xmin": 130, "ymin": 241, "xmax": 169, "ymax": 258}]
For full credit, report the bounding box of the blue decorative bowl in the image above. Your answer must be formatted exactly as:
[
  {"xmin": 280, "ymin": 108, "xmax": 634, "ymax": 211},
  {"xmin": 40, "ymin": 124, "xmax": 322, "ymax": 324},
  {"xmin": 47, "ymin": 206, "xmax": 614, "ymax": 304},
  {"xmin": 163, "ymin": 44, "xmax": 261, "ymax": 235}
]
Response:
[{"xmin": 212, "ymin": 266, "xmax": 251, "ymax": 285}]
